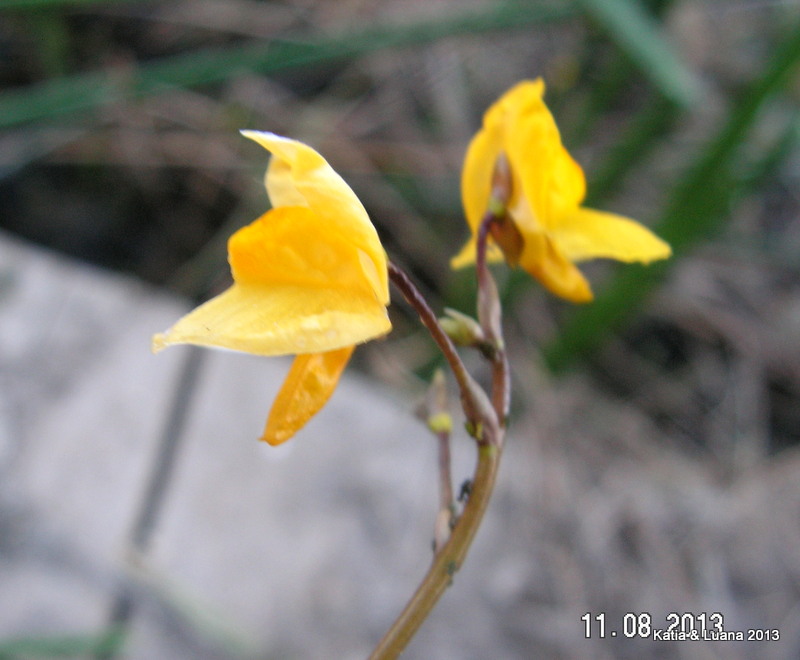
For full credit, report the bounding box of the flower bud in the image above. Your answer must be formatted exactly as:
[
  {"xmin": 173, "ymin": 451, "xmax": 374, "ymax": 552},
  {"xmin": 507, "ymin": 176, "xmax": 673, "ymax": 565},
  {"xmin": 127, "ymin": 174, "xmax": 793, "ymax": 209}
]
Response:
[
  {"xmin": 427, "ymin": 412, "xmax": 453, "ymax": 435},
  {"xmin": 415, "ymin": 368, "xmax": 453, "ymax": 434},
  {"xmin": 439, "ymin": 308, "xmax": 486, "ymax": 347}
]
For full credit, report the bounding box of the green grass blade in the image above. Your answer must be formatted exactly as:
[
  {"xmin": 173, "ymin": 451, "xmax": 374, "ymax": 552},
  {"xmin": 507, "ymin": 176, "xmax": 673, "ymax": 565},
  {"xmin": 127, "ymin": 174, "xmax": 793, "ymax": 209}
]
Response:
[
  {"xmin": 740, "ymin": 115, "xmax": 800, "ymax": 195},
  {"xmin": 584, "ymin": 95, "xmax": 678, "ymax": 205},
  {"xmin": 544, "ymin": 19, "xmax": 800, "ymax": 372},
  {"xmin": 0, "ymin": 0, "xmax": 142, "ymax": 8},
  {"xmin": 0, "ymin": 2, "xmax": 575, "ymax": 129},
  {"xmin": 0, "ymin": 627, "xmax": 124, "ymax": 658},
  {"xmin": 24, "ymin": 10, "xmax": 72, "ymax": 77},
  {"xmin": 575, "ymin": 0, "xmax": 700, "ymax": 107}
]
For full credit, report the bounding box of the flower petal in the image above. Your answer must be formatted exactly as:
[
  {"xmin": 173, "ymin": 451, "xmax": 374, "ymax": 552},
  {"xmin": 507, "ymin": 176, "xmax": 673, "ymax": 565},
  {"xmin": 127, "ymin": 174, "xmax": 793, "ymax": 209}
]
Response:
[
  {"xmin": 551, "ymin": 208, "xmax": 673, "ymax": 263},
  {"xmin": 461, "ymin": 120, "xmax": 504, "ymax": 232},
  {"xmin": 518, "ymin": 231, "xmax": 593, "ymax": 303},
  {"xmin": 262, "ymin": 346, "xmax": 355, "ymax": 445},
  {"xmin": 461, "ymin": 80, "xmax": 548, "ymax": 234},
  {"xmin": 153, "ymin": 203, "xmax": 393, "ymax": 356},
  {"xmin": 241, "ymin": 130, "xmax": 388, "ymax": 304},
  {"xmin": 502, "ymin": 81, "xmax": 586, "ymax": 230},
  {"xmin": 457, "ymin": 79, "xmax": 586, "ymax": 262},
  {"xmin": 450, "ymin": 235, "xmax": 505, "ymax": 269},
  {"xmin": 152, "ymin": 283, "xmax": 390, "ymax": 356},
  {"xmin": 229, "ymin": 207, "xmax": 380, "ymax": 298}
]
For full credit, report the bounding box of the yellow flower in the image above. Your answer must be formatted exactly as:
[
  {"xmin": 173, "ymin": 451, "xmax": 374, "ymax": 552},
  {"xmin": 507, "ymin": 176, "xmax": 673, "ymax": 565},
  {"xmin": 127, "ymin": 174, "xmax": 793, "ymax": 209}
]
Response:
[
  {"xmin": 452, "ymin": 79, "xmax": 671, "ymax": 302},
  {"xmin": 153, "ymin": 131, "xmax": 391, "ymax": 445}
]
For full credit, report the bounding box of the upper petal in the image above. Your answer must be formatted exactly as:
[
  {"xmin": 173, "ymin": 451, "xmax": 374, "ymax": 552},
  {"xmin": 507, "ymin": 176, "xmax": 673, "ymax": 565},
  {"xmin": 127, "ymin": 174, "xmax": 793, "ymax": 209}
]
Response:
[
  {"xmin": 241, "ymin": 130, "xmax": 388, "ymax": 305},
  {"xmin": 459, "ymin": 78, "xmax": 587, "ymax": 255},
  {"xmin": 229, "ymin": 207, "xmax": 382, "ymax": 299},
  {"xmin": 550, "ymin": 208, "xmax": 673, "ymax": 263},
  {"xmin": 501, "ymin": 81, "xmax": 586, "ymax": 231},
  {"xmin": 461, "ymin": 118, "xmax": 504, "ymax": 233},
  {"xmin": 462, "ymin": 80, "xmax": 548, "ymax": 231},
  {"xmin": 458, "ymin": 79, "xmax": 549, "ymax": 264}
]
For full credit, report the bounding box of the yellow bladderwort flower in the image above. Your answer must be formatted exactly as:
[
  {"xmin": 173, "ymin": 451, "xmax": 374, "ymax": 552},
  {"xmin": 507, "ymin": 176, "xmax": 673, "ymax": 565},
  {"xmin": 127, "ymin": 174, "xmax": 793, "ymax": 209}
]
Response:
[
  {"xmin": 452, "ymin": 79, "xmax": 671, "ymax": 302},
  {"xmin": 153, "ymin": 131, "xmax": 391, "ymax": 445}
]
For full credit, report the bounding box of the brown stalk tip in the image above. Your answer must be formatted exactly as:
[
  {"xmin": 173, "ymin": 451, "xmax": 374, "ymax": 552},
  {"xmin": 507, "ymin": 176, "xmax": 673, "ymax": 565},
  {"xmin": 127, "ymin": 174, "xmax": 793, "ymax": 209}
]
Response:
[{"xmin": 489, "ymin": 215, "xmax": 524, "ymax": 267}]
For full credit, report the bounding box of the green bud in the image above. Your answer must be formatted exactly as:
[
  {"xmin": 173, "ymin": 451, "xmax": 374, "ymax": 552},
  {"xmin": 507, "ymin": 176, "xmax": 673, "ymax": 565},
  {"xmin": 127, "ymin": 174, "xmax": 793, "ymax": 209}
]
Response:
[
  {"xmin": 439, "ymin": 308, "xmax": 485, "ymax": 347},
  {"xmin": 416, "ymin": 368, "xmax": 453, "ymax": 436},
  {"xmin": 427, "ymin": 412, "xmax": 453, "ymax": 434}
]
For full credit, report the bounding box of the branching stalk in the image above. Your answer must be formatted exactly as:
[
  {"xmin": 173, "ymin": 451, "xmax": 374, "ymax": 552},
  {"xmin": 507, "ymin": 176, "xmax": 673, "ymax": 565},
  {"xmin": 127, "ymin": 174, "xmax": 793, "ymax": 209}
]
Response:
[
  {"xmin": 374, "ymin": 253, "xmax": 509, "ymax": 658},
  {"xmin": 388, "ymin": 262, "xmax": 495, "ymax": 433}
]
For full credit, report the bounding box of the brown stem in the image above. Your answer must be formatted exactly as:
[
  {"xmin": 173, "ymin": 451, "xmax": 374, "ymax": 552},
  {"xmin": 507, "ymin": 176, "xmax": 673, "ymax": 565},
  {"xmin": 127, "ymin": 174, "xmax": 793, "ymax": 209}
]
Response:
[
  {"xmin": 388, "ymin": 262, "xmax": 492, "ymax": 431},
  {"xmin": 372, "ymin": 262, "xmax": 508, "ymax": 658},
  {"xmin": 425, "ymin": 370, "xmax": 455, "ymax": 552},
  {"xmin": 369, "ymin": 441, "xmax": 502, "ymax": 659},
  {"xmin": 436, "ymin": 429, "xmax": 454, "ymax": 515},
  {"xmin": 433, "ymin": 428, "xmax": 454, "ymax": 553},
  {"xmin": 491, "ymin": 351, "xmax": 510, "ymax": 427},
  {"xmin": 476, "ymin": 213, "xmax": 511, "ymax": 424}
]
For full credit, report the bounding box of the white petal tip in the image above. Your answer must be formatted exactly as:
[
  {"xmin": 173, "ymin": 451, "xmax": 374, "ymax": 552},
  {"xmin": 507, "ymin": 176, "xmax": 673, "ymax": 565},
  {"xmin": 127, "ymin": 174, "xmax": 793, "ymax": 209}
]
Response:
[{"xmin": 240, "ymin": 129, "xmax": 291, "ymax": 144}]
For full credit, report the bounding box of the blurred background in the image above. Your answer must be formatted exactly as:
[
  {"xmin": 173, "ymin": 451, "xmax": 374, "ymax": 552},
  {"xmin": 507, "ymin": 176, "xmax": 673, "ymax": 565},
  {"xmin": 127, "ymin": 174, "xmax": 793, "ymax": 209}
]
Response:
[{"xmin": 2, "ymin": 0, "xmax": 800, "ymax": 658}]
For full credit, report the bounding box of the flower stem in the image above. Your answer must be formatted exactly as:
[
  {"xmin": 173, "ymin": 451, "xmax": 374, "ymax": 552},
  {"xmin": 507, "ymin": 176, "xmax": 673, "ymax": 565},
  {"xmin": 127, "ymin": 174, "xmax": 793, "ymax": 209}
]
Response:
[
  {"xmin": 477, "ymin": 212, "xmax": 511, "ymax": 423},
  {"xmin": 433, "ymin": 426, "xmax": 455, "ymax": 552},
  {"xmin": 424, "ymin": 370, "xmax": 456, "ymax": 552},
  {"xmin": 369, "ymin": 442, "xmax": 502, "ymax": 659},
  {"xmin": 388, "ymin": 262, "xmax": 494, "ymax": 431},
  {"xmin": 376, "ymin": 261, "xmax": 508, "ymax": 658}
]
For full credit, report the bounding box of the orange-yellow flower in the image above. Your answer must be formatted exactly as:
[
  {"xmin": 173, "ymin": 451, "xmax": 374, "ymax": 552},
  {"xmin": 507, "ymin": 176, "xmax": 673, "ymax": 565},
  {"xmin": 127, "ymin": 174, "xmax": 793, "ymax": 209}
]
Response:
[
  {"xmin": 153, "ymin": 131, "xmax": 391, "ymax": 445},
  {"xmin": 452, "ymin": 79, "xmax": 671, "ymax": 302}
]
